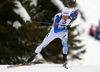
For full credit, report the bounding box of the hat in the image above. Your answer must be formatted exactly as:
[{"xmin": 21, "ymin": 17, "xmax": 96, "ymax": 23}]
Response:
[{"xmin": 62, "ymin": 7, "xmax": 70, "ymax": 16}]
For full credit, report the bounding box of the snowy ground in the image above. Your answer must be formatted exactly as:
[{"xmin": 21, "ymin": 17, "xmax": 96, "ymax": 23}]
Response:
[{"xmin": 0, "ymin": 64, "xmax": 100, "ymax": 72}]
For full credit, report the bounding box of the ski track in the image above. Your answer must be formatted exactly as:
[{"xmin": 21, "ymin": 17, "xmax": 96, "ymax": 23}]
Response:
[{"xmin": 0, "ymin": 64, "xmax": 100, "ymax": 72}]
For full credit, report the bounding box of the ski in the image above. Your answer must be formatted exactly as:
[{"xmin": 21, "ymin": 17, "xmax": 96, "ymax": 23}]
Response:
[{"xmin": 7, "ymin": 64, "xmax": 30, "ymax": 68}]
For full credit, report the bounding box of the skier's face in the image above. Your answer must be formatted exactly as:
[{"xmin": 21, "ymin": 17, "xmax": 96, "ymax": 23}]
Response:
[{"xmin": 62, "ymin": 15, "xmax": 69, "ymax": 21}]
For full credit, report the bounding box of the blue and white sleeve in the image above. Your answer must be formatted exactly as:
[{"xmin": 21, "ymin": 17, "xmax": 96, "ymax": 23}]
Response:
[{"xmin": 54, "ymin": 15, "xmax": 64, "ymax": 33}]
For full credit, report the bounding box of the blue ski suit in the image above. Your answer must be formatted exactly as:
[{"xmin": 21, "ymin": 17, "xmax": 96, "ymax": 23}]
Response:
[
  {"xmin": 35, "ymin": 13, "xmax": 71, "ymax": 55},
  {"xmin": 35, "ymin": 9, "xmax": 78, "ymax": 55}
]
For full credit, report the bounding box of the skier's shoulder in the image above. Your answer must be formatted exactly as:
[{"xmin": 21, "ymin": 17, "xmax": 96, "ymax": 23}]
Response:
[{"xmin": 55, "ymin": 13, "xmax": 62, "ymax": 17}]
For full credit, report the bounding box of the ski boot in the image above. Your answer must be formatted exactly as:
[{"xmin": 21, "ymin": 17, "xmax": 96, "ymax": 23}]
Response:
[
  {"xmin": 27, "ymin": 52, "xmax": 37, "ymax": 63},
  {"xmin": 63, "ymin": 62, "xmax": 68, "ymax": 69},
  {"xmin": 18, "ymin": 62, "xmax": 28, "ymax": 66},
  {"xmin": 63, "ymin": 54, "xmax": 68, "ymax": 69},
  {"xmin": 18, "ymin": 52, "xmax": 37, "ymax": 66}
]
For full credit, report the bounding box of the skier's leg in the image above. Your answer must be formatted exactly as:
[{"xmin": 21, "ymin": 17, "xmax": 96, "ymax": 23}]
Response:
[
  {"xmin": 61, "ymin": 34, "xmax": 68, "ymax": 63},
  {"xmin": 26, "ymin": 32, "xmax": 56, "ymax": 63},
  {"xmin": 35, "ymin": 32, "xmax": 56, "ymax": 53}
]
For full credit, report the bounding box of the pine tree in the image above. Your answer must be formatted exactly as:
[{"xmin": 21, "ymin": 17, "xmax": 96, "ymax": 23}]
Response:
[
  {"xmin": 0, "ymin": 0, "xmax": 86, "ymax": 64},
  {"xmin": 0, "ymin": 0, "xmax": 58, "ymax": 64},
  {"xmin": 0, "ymin": 0, "xmax": 23, "ymax": 64}
]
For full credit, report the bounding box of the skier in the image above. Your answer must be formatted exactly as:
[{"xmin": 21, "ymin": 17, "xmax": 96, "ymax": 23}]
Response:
[{"xmin": 21, "ymin": 7, "xmax": 78, "ymax": 68}]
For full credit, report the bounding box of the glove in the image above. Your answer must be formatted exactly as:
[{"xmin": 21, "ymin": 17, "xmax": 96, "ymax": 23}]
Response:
[
  {"xmin": 70, "ymin": 9, "xmax": 78, "ymax": 20},
  {"xmin": 64, "ymin": 25, "xmax": 71, "ymax": 30}
]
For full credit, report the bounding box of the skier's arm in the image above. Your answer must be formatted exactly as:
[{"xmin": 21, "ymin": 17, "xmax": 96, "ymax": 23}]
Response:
[
  {"xmin": 54, "ymin": 15, "xmax": 64, "ymax": 33},
  {"xmin": 69, "ymin": 9, "xmax": 78, "ymax": 20},
  {"xmin": 64, "ymin": 9, "xmax": 78, "ymax": 30}
]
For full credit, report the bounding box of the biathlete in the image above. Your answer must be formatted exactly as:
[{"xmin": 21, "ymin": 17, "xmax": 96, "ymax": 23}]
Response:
[{"xmin": 21, "ymin": 7, "xmax": 78, "ymax": 68}]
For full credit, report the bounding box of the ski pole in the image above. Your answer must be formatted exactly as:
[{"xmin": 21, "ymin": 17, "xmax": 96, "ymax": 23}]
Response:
[{"xmin": 74, "ymin": 0, "xmax": 76, "ymax": 9}]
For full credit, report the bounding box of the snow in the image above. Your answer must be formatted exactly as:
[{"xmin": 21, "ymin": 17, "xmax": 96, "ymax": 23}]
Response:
[
  {"xmin": 13, "ymin": 1, "xmax": 31, "ymax": 29},
  {"xmin": 7, "ymin": 21, "xmax": 12, "ymax": 25},
  {"xmin": 14, "ymin": 1, "xmax": 31, "ymax": 21},
  {"xmin": 0, "ymin": 64, "xmax": 100, "ymax": 72},
  {"xmin": 51, "ymin": 0, "xmax": 64, "ymax": 10},
  {"xmin": 13, "ymin": 20, "xmax": 21, "ymax": 29},
  {"xmin": 30, "ymin": 0, "xmax": 37, "ymax": 7},
  {"xmin": 77, "ymin": 0, "xmax": 100, "ymax": 26},
  {"xmin": 72, "ymin": 0, "xmax": 100, "ymax": 65}
]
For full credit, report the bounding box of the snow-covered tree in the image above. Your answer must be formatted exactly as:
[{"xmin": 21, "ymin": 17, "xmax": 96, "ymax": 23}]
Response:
[{"xmin": 0, "ymin": 0, "xmax": 86, "ymax": 64}]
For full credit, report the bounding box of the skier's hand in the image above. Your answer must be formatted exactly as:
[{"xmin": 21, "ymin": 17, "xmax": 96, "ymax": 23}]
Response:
[
  {"xmin": 64, "ymin": 25, "xmax": 71, "ymax": 30},
  {"xmin": 70, "ymin": 9, "xmax": 78, "ymax": 20}
]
